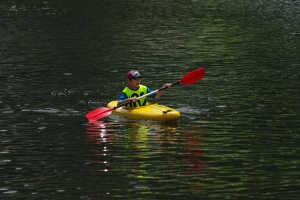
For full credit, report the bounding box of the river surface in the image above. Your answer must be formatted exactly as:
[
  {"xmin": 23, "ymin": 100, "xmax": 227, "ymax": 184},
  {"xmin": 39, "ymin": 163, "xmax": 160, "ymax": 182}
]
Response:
[{"xmin": 1, "ymin": 0, "xmax": 300, "ymax": 199}]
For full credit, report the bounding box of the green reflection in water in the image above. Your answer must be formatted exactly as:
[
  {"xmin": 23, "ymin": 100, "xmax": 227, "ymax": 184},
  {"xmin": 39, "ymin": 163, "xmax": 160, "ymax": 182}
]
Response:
[{"xmin": 86, "ymin": 121, "xmax": 206, "ymax": 197}]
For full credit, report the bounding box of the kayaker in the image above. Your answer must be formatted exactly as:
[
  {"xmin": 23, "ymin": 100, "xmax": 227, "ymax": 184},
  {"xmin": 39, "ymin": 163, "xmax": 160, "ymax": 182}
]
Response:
[{"xmin": 117, "ymin": 70, "xmax": 172, "ymax": 107}]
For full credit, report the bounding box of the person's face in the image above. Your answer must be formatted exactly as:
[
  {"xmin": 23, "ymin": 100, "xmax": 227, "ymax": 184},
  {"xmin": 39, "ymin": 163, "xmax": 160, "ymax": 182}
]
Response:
[{"xmin": 128, "ymin": 77, "xmax": 141, "ymax": 89}]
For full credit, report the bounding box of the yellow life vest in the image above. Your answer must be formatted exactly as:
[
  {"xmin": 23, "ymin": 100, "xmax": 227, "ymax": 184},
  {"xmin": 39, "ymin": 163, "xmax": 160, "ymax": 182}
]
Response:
[{"xmin": 122, "ymin": 85, "xmax": 149, "ymax": 107}]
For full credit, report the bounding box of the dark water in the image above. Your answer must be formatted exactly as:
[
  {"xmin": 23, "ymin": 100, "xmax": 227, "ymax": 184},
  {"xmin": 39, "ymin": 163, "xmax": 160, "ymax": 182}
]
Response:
[{"xmin": 1, "ymin": 0, "xmax": 300, "ymax": 199}]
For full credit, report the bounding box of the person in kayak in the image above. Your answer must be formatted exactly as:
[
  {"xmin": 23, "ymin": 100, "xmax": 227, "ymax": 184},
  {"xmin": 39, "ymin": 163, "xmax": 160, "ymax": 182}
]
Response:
[{"xmin": 117, "ymin": 70, "xmax": 172, "ymax": 107}]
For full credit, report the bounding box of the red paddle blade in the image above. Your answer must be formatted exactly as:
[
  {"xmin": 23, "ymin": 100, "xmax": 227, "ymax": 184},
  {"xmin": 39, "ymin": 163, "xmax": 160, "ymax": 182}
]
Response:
[
  {"xmin": 86, "ymin": 107, "xmax": 114, "ymax": 121},
  {"xmin": 179, "ymin": 68, "xmax": 205, "ymax": 84}
]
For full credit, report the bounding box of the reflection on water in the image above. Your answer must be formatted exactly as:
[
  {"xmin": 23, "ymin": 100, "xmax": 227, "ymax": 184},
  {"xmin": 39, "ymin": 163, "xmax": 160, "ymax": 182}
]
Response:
[{"xmin": 85, "ymin": 120, "xmax": 206, "ymax": 198}]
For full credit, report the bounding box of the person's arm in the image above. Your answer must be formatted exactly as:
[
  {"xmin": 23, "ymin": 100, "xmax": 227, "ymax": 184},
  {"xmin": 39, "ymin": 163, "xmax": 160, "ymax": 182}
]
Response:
[
  {"xmin": 155, "ymin": 83, "xmax": 172, "ymax": 98},
  {"xmin": 117, "ymin": 98, "xmax": 137, "ymax": 107},
  {"xmin": 117, "ymin": 92, "xmax": 137, "ymax": 107}
]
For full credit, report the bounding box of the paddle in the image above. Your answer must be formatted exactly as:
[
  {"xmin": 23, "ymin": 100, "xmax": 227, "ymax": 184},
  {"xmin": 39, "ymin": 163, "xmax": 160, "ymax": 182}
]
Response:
[{"xmin": 86, "ymin": 67, "xmax": 205, "ymax": 121}]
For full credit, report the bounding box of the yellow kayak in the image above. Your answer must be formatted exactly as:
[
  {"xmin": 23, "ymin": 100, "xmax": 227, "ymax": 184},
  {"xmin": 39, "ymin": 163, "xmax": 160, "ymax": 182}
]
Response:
[{"xmin": 107, "ymin": 100, "xmax": 180, "ymax": 122}]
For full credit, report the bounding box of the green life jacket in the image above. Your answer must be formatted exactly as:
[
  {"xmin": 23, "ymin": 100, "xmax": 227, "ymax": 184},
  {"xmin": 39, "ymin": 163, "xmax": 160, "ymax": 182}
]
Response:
[{"xmin": 123, "ymin": 85, "xmax": 149, "ymax": 107}]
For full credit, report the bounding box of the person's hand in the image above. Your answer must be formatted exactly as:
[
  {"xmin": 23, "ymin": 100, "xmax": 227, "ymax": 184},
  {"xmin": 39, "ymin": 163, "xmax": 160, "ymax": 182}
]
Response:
[
  {"xmin": 163, "ymin": 83, "xmax": 172, "ymax": 89},
  {"xmin": 130, "ymin": 97, "xmax": 138, "ymax": 102}
]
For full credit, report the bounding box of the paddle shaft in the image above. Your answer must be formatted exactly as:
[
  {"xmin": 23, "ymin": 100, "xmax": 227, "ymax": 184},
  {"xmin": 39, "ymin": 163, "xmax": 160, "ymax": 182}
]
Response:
[{"xmin": 115, "ymin": 81, "xmax": 180, "ymax": 109}]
